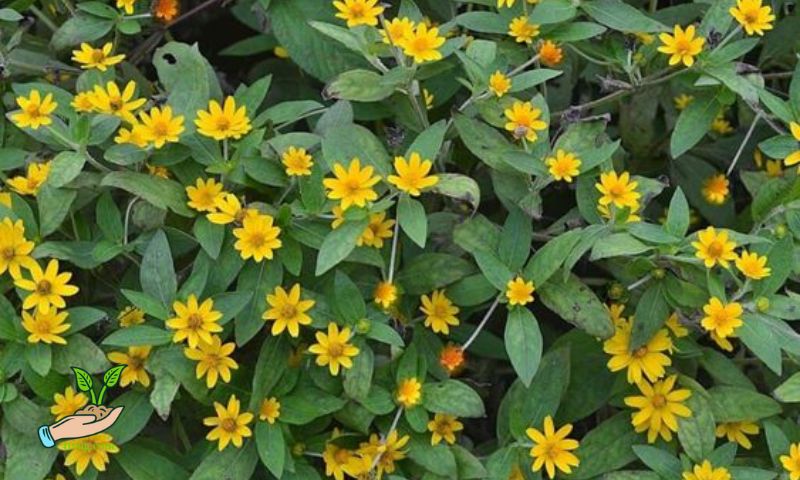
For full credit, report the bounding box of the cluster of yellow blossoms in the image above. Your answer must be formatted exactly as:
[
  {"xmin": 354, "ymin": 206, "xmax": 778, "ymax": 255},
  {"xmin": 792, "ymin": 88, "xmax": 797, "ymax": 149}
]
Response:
[{"xmin": 596, "ymin": 171, "xmax": 642, "ymax": 222}]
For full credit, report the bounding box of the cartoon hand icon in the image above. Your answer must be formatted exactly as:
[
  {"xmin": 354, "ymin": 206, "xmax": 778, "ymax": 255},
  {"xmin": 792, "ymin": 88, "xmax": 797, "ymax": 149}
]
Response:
[{"xmin": 38, "ymin": 407, "xmax": 124, "ymax": 448}]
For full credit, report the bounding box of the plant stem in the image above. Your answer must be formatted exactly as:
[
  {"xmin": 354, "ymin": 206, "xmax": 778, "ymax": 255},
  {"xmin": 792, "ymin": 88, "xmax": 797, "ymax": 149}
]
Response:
[
  {"xmin": 368, "ymin": 408, "xmax": 404, "ymax": 472},
  {"xmin": 627, "ymin": 273, "xmax": 652, "ymax": 291},
  {"xmin": 97, "ymin": 385, "xmax": 108, "ymax": 405},
  {"xmin": 124, "ymin": 197, "xmax": 140, "ymax": 245},
  {"xmin": 462, "ymin": 295, "xmax": 502, "ymax": 350},
  {"xmin": 388, "ymin": 217, "xmax": 401, "ymax": 283},
  {"xmin": 29, "ymin": 6, "xmax": 58, "ymax": 32},
  {"xmin": 727, "ymin": 112, "xmax": 761, "ymax": 176}
]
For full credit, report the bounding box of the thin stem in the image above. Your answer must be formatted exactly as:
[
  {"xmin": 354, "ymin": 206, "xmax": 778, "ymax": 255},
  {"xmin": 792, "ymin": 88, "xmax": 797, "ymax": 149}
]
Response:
[
  {"xmin": 123, "ymin": 197, "xmax": 140, "ymax": 245},
  {"xmin": 387, "ymin": 217, "xmax": 401, "ymax": 283},
  {"xmin": 29, "ymin": 6, "xmax": 57, "ymax": 32},
  {"xmin": 83, "ymin": 150, "xmax": 111, "ymax": 172},
  {"xmin": 713, "ymin": 26, "xmax": 741, "ymax": 53},
  {"xmin": 274, "ymin": 108, "xmax": 327, "ymax": 132},
  {"xmin": 276, "ymin": 178, "xmax": 296, "ymax": 204},
  {"xmin": 409, "ymin": 80, "xmax": 430, "ymax": 129},
  {"xmin": 566, "ymin": 44, "xmax": 616, "ymax": 67},
  {"xmin": 97, "ymin": 385, "xmax": 108, "ymax": 405},
  {"xmin": 222, "ymin": 139, "xmax": 229, "ymax": 162},
  {"xmin": 369, "ymin": 408, "xmax": 404, "ymax": 472},
  {"xmin": 727, "ymin": 112, "xmax": 761, "ymax": 176},
  {"xmin": 509, "ymin": 54, "xmax": 541, "ymax": 77},
  {"xmin": 124, "ymin": 13, "xmax": 153, "ymax": 20},
  {"xmin": 462, "ymin": 295, "xmax": 502, "ymax": 350},
  {"xmin": 627, "ymin": 273, "xmax": 652, "ymax": 291}
]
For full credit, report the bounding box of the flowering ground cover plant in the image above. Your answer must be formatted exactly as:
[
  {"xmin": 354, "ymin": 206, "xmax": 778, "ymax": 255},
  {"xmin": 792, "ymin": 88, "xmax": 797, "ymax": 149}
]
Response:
[{"xmin": 1, "ymin": 0, "xmax": 800, "ymax": 479}]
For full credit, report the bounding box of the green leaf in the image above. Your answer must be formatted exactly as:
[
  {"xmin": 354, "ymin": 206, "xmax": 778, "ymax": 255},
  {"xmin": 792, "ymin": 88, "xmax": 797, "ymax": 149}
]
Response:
[
  {"xmin": 116, "ymin": 441, "xmax": 190, "ymax": 480},
  {"xmin": 250, "ymin": 335, "xmax": 290, "ymax": 410},
  {"xmin": 96, "ymin": 192, "xmax": 124, "ymax": 243},
  {"xmin": 498, "ymin": 208, "xmax": 532, "ymax": 271},
  {"xmin": 408, "ymin": 437, "xmax": 458, "ymax": 477},
  {"xmin": 630, "ymin": 282, "xmax": 670, "ymax": 349},
  {"xmin": 474, "ymin": 251, "xmax": 513, "ymax": 291},
  {"xmin": 538, "ymin": 273, "xmax": 614, "ymax": 338},
  {"xmin": 280, "ymin": 386, "xmax": 348, "ymax": 424},
  {"xmin": 507, "ymin": 346, "xmax": 570, "ymax": 439},
  {"xmin": 102, "ymin": 326, "xmax": 173, "ymax": 347},
  {"xmin": 632, "ymin": 445, "xmax": 683, "ymax": 479},
  {"xmin": 255, "ymin": 422, "xmax": 286, "ymax": 478},
  {"xmin": 396, "ymin": 253, "xmax": 476, "ymax": 295},
  {"xmin": 569, "ymin": 413, "xmax": 641, "ymax": 479},
  {"xmin": 25, "ymin": 343, "xmax": 51, "ymax": 377},
  {"xmin": 677, "ymin": 391, "xmax": 716, "ymax": 462},
  {"xmin": 153, "ymin": 42, "xmax": 217, "ymax": 125},
  {"xmin": 505, "ymin": 308, "xmax": 543, "ymax": 387},
  {"xmin": 333, "ymin": 271, "xmax": 366, "ymax": 323},
  {"xmin": 431, "ymin": 173, "xmax": 481, "ymax": 211},
  {"xmin": 530, "ymin": 0, "xmax": 578, "ymax": 23},
  {"xmin": 190, "ymin": 441, "xmax": 258, "ymax": 480},
  {"xmin": 753, "ymin": 236, "xmax": 793, "ymax": 298},
  {"xmin": 454, "ymin": 12, "xmax": 508, "ymax": 34},
  {"xmin": 325, "ymin": 69, "xmax": 399, "ymax": 102},
  {"xmin": 774, "ymin": 372, "xmax": 800, "ymax": 403},
  {"xmin": 708, "ymin": 386, "xmax": 782, "ymax": 422},
  {"xmin": 581, "ymin": 0, "xmax": 668, "ymax": 32},
  {"xmin": 670, "ymin": 90, "xmax": 725, "ymax": 158},
  {"xmin": 101, "ymin": 171, "xmax": 194, "ymax": 217},
  {"xmin": 37, "ymin": 184, "xmax": 77, "ymax": 237},
  {"xmin": 665, "ymin": 187, "xmax": 690, "ymax": 237},
  {"xmin": 321, "ymin": 123, "xmax": 392, "ymax": 177},
  {"xmin": 509, "ymin": 69, "xmax": 563, "ymax": 92},
  {"xmin": 140, "ymin": 230, "xmax": 177, "ymax": 307},
  {"xmin": 590, "ymin": 232, "xmax": 651, "ymax": 260},
  {"xmin": 423, "ymin": 380, "xmax": 485, "ymax": 418},
  {"xmin": 315, "ymin": 218, "xmax": 369, "ymax": 276},
  {"xmin": 71, "ymin": 367, "xmax": 93, "ymax": 392},
  {"xmin": 106, "ymin": 390, "xmax": 154, "ymax": 443},
  {"xmin": 398, "ymin": 195, "xmax": 428, "ymax": 247},
  {"xmin": 406, "ymin": 120, "xmax": 447, "ymax": 160},
  {"xmin": 51, "ymin": 13, "xmax": 114, "ymax": 50},
  {"xmin": 103, "ymin": 365, "xmax": 126, "ymax": 387},
  {"xmin": 344, "ymin": 341, "xmax": 373, "ymax": 402},
  {"xmin": 524, "ymin": 228, "xmax": 583, "ymax": 286},
  {"xmin": 193, "ymin": 216, "xmax": 225, "ymax": 259},
  {"xmin": 739, "ymin": 313, "xmax": 783, "ymax": 375},
  {"xmin": 47, "ymin": 151, "xmax": 85, "ymax": 188}
]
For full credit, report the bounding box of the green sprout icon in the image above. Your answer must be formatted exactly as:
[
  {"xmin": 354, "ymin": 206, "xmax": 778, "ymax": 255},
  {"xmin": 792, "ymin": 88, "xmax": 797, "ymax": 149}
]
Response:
[{"xmin": 71, "ymin": 365, "xmax": 126, "ymax": 405}]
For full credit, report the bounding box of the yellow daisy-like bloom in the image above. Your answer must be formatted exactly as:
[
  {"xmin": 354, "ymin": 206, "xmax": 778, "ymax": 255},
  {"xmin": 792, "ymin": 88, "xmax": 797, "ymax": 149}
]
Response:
[
  {"xmin": 401, "ymin": 23, "xmax": 445, "ymax": 64},
  {"xmin": 203, "ymin": 395, "xmax": 254, "ymax": 451},
  {"xmin": 489, "ymin": 71, "xmax": 512, "ymax": 97},
  {"xmin": 138, "ymin": 105, "xmax": 185, "ymax": 148},
  {"xmin": 603, "ymin": 317, "xmax": 673, "ymax": 384},
  {"xmin": 71, "ymin": 43, "xmax": 125, "ymax": 71},
  {"xmin": 539, "ymin": 40, "xmax": 564, "ymax": 67},
  {"xmin": 764, "ymin": 159, "xmax": 784, "ymax": 177},
  {"xmin": 330, "ymin": 205, "xmax": 346, "ymax": 230},
  {"xmin": 58, "ymin": 433, "xmax": 119, "ymax": 475},
  {"xmin": 114, "ymin": 123, "xmax": 150, "ymax": 148},
  {"xmin": 359, "ymin": 430, "xmax": 410, "ymax": 478},
  {"xmin": 195, "ymin": 96, "xmax": 252, "ymax": 141},
  {"xmin": 12, "ymin": 90, "xmax": 57, "ymax": 129},
  {"xmin": 785, "ymin": 122, "xmax": 800, "ymax": 167},
  {"xmin": 657, "ymin": 25, "xmax": 705, "ymax": 67},
  {"xmin": 71, "ymin": 91, "xmax": 96, "ymax": 113},
  {"xmin": 596, "ymin": 171, "xmax": 640, "ymax": 209},
  {"xmin": 51, "ymin": 386, "xmax": 88, "ymax": 420},
  {"xmin": 117, "ymin": 0, "xmax": 136, "ymax": 14},
  {"xmin": 624, "ymin": 375, "xmax": 693, "ymax": 443},
  {"xmin": 424, "ymin": 88, "xmax": 435, "ymax": 110},
  {"xmin": 0, "ymin": 217, "xmax": 37, "ymax": 279},
  {"xmin": 780, "ymin": 443, "xmax": 800, "ymax": 480},
  {"xmin": 546, "ymin": 149, "xmax": 581, "ymax": 182},
  {"xmin": 428, "ymin": 414, "xmax": 463, "ymax": 445},
  {"xmin": 702, "ymin": 173, "xmax": 729, "ymax": 205},
  {"xmin": 282, "ymin": 146, "xmax": 314, "ymax": 176},
  {"xmin": 22, "ymin": 309, "xmax": 71, "ymax": 344},
  {"xmin": 665, "ymin": 312, "xmax": 689, "ymax": 338},
  {"xmin": 357, "ymin": 212, "xmax": 395, "ymax": 249},
  {"xmin": 701, "ymin": 297, "xmax": 743, "ymax": 339},
  {"xmin": 674, "ymin": 93, "xmax": 694, "ymax": 110},
  {"xmin": 333, "ymin": 0, "xmax": 384, "ymax": 28},
  {"xmin": 184, "ymin": 335, "xmax": 238, "ymax": 388},
  {"xmin": 735, "ymin": 250, "xmax": 771, "ymax": 279},
  {"xmin": 323, "ymin": 158, "xmax": 381, "ymax": 210},
  {"xmin": 506, "ymin": 276, "xmax": 535, "ymax": 306},
  {"xmin": 715, "ymin": 421, "xmax": 760, "ymax": 449},
  {"xmin": 232, "ymin": 213, "xmax": 282, "ymax": 262},
  {"xmin": 508, "ymin": 16, "xmax": 540, "ymax": 44},
  {"xmin": 15, "ymin": 259, "xmax": 79, "ymax": 314},
  {"xmin": 683, "ymin": 460, "xmax": 732, "ymax": 480},
  {"xmin": 207, "ymin": 193, "xmax": 254, "ymax": 225},
  {"xmin": 186, "ymin": 177, "xmax": 224, "ymax": 213},
  {"xmin": 146, "ymin": 163, "xmax": 170, "ymax": 178},
  {"xmin": 421, "ymin": 290, "xmax": 460, "ymax": 335},
  {"xmin": 323, "ymin": 442, "xmax": 372, "ymax": 480},
  {"xmin": 259, "ymin": 397, "xmax": 281, "ymax": 424},
  {"xmin": 730, "ymin": 0, "xmax": 774, "ymax": 35},
  {"xmin": 504, "ymin": 101, "xmax": 548, "ymax": 142},
  {"xmin": 107, "ymin": 346, "xmax": 152, "ymax": 387},
  {"xmin": 374, "ymin": 280, "xmax": 398, "ymax": 309},
  {"xmin": 90, "ymin": 81, "xmax": 146, "ymax": 124},
  {"xmin": 166, "ymin": 294, "xmax": 224, "ymax": 348},
  {"xmin": 118, "ymin": 306, "xmax": 145, "ymax": 327},
  {"xmin": 712, "ymin": 115, "xmax": 734, "ymax": 135},
  {"xmin": 387, "ymin": 152, "xmax": 439, "ymax": 196},
  {"xmin": 440, "ymin": 344, "xmax": 465, "ymax": 374},
  {"xmin": 309, "ymin": 322, "xmax": 360, "ymax": 376},
  {"xmin": 692, "ymin": 226, "xmax": 737, "ymax": 269},
  {"xmin": 396, "ymin": 377, "xmax": 422, "ymax": 408},
  {"xmin": 153, "ymin": 0, "xmax": 179, "ymax": 22},
  {"xmin": 526, "ymin": 415, "xmax": 580, "ymax": 479},
  {"xmin": 263, "ymin": 283, "xmax": 315, "ymax": 337},
  {"xmin": 381, "ymin": 17, "xmax": 415, "ymax": 46},
  {"xmin": 6, "ymin": 161, "xmax": 51, "ymax": 196}
]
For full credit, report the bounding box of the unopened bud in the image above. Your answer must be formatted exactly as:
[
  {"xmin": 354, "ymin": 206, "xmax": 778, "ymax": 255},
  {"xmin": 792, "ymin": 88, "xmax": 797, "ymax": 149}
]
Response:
[
  {"xmin": 756, "ymin": 296, "xmax": 770, "ymax": 313},
  {"xmin": 356, "ymin": 318, "xmax": 371, "ymax": 334}
]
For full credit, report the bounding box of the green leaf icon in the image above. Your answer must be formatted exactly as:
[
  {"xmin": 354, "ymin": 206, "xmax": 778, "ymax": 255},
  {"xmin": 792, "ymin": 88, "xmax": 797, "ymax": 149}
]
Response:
[
  {"xmin": 72, "ymin": 367, "xmax": 93, "ymax": 392},
  {"xmin": 103, "ymin": 365, "xmax": 126, "ymax": 388}
]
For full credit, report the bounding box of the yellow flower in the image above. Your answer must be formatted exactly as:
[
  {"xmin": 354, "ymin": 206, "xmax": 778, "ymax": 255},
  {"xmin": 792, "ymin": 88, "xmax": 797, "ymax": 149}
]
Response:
[
  {"xmin": 701, "ymin": 297, "xmax": 743, "ymax": 338},
  {"xmin": 71, "ymin": 43, "xmax": 125, "ymax": 71},
  {"xmin": 735, "ymin": 250, "xmax": 771, "ymax": 279},
  {"xmin": 0, "ymin": 217, "xmax": 36, "ymax": 278},
  {"xmin": 333, "ymin": 0, "xmax": 384, "ymax": 28},
  {"xmin": 12, "ymin": 90, "xmax": 57, "ymax": 129},
  {"xmin": 259, "ymin": 397, "xmax": 281, "ymax": 424},
  {"xmin": 357, "ymin": 211, "xmax": 395, "ymax": 248},
  {"xmin": 15, "ymin": 259, "xmax": 79, "ymax": 314},
  {"xmin": 387, "ymin": 152, "xmax": 438, "ymax": 196},
  {"xmin": 195, "ymin": 96, "xmax": 252, "ymax": 141},
  {"xmin": 166, "ymin": 294, "xmax": 223, "ymax": 348},
  {"xmin": 508, "ymin": 16, "xmax": 540, "ymax": 44},
  {"xmin": 203, "ymin": 395, "xmax": 254, "ymax": 451},
  {"xmin": 526, "ymin": 415, "xmax": 580, "ymax": 479},
  {"xmin": 114, "ymin": 123, "xmax": 150, "ymax": 147},
  {"xmin": 323, "ymin": 158, "xmax": 381, "ymax": 210},
  {"xmin": 604, "ymin": 318, "xmax": 672, "ymax": 383},
  {"xmin": 58, "ymin": 433, "xmax": 119, "ymax": 475},
  {"xmin": 692, "ymin": 226, "xmax": 737, "ymax": 268},
  {"xmin": 401, "ymin": 23, "xmax": 445, "ymax": 63},
  {"xmin": 624, "ymin": 375, "xmax": 692, "ymax": 443},
  {"xmin": 711, "ymin": 331, "xmax": 735, "ymax": 352},
  {"xmin": 274, "ymin": 46, "xmax": 289, "ymax": 58},
  {"xmin": 674, "ymin": 93, "xmax": 694, "ymax": 110},
  {"xmin": 715, "ymin": 421, "xmax": 760, "ymax": 449},
  {"xmin": 489, "ymin": 71, "xmax": 512, "ymax": 97},
  {"xmin": 107, "ymin": 346, "xmax": 152, "ymax": 387},
  {"xmin": 207, "ymin": 193, "xmax": 254, "ymax": 225},
  {"xmin": 374, "ymin": 280, "xmax": 398, "ymax": 309},
  {"xmin": 118, "ymin": 306, "xmax": 145, "ymax": 327},
  {"xmin": 51, "ymin": 386, "xmax": 88, "ymax": 420},
  {"xmin": 504, "ymin": 101, "xmax": 548, "ymax": 142},
  {"xmin": 263, "ymin": 283, "xmax": 315, "ymax": 337},
  {"xmin": 506, "ymin": 276, "xmax": 535, "ymax": 306},
  {"xmin": 683, "ymin": 460, "xmax": 732, "ymax": 480},
  {"xmin": 786, "ymin": 122, "xmax": 800, "ymax": 166},
  {"xmin": 71, "ymin": 91, "xmax": 96, "ymax": 113},
  {"xmin": 440, "ymin": 344, "xmax": 465, "ymax": 374},
  {"xmin": 309, "ymin": 322, "xmax": 360, "ymax": 375},
  {"xmin": 424, "ymin": 88, "xmax": 435, "ymax": 110},
  {"xmin": 546, "ymin": 149, "xmax": 581, "ymax": 182},
  {"xmin": 665, "ymin": 312, "xmax": 689, "ymax": 338},
  {"xmin": 396, "ymin": 377, "xmax": 422, "ymax": 408},
  {"xmin": 781, "ymin": 443, "xmax": 800, "ymax": 480},
  {"xmin": 538, "ymin": 40, "xmax": 564, "ymax": 67},
  {"xmin": 711, "ymin": 115, "xmax": 734, "ymax": 135},
  {"xmin": 331, "ymin": 205, "xmax": 346, "ymax": 229},
  {"xmin": 421, "ymin": 290, "xmax": 460, "ymax": 334},
  {"xmin": 0, "ymin": 190, "xmax": 10, "ymax": 208},
  {"xmin": 22, "ymin": 309, "xmax": 71, "ymax": 344},
  {"xmin": 381, "ymin": 17, "xmax": 415, "ymax": 46},
  {"xmin": 186, "ymin": 177, "xmax": 224, "ymax": 213},
  {"xmin": 765, "ymin": 159, "xmax": 784, "ymax": 177},
  {"xmin": 596, "ymin": 171, "xmax": 640, "ymax": 209},
  {"xmin": 232, "ymin": 213, "xmax": 282, "ymax": 262},
  {"xmin": 6, "ymin": 161, "xmax": 51, "ymax": 196},
  {"xmin": 117, "ymin": 0, "xmax": 136, "ymax": 14},
  {"xmin": 730, "ymin": 0, "xmax": 774, "ymax": 35},
  {"xmin": 90, "ymin": 80, "xmax": 146, "ymax": 124},
  {"xmin": 359, "ymin": 430, "xmax": 409, "ymax": 478},
  {"xmin": 658, "ymin": 25, "xmax": 705, "ymax": 67},
  {"xmin": 153, "ymin": 0, "xmax": 179, "ymax": 22},
  {"xmin": 509, "ymin": 465, "xmax": 525, "ymax": 480},
  {"xmin": 702, "ymin": 173, "xmax": 729, "ymax": 205},
  {"xmin": 282, "ymin": 146, "xmax": 314, "ymax": 176},
  {"xmin": 323, "ymin": 442, "xmax": 372, "ymax": 480},
  {"xmin": 146, "ymin": 163, "xmax": 170, "ymax": 178},
  {"xmin": 138, "ymin": 105, "xmax": 185, "ymax": 148},
  {"xmin": 427, "ymin": 414, "xmax": 463, "ymax": 445},
  {"xmin": 184, "ymin": 335, "xmax": 238, "ymax": 388}
]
